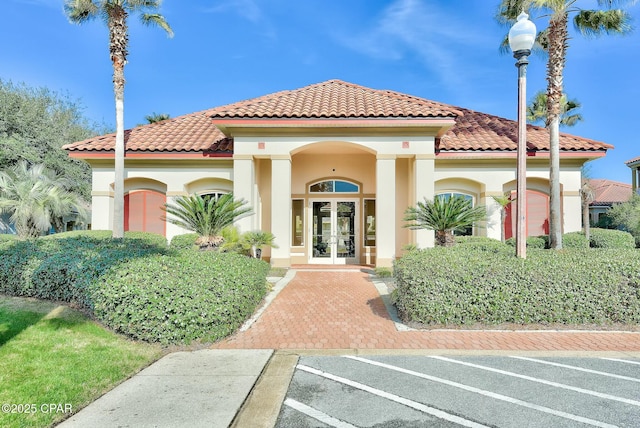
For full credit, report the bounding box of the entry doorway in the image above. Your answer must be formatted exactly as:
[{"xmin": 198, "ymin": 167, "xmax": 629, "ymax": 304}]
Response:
[{"xmin": 309, "ymin": 199, "xmax": 358, "ymax": 264}]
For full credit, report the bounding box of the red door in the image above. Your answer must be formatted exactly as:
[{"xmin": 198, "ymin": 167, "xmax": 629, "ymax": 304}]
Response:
[{"xmin": 124, "ymin": 190, "xmax": 166, "ymax": 236}]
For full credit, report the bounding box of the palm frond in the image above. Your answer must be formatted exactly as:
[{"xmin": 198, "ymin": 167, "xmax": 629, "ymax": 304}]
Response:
[
  {"xmin": 140, "ymin": 13, "xmax": 174, "ymax": 37},
  {"xmin": 64, "ymin": 0, "xmax": 99, "ymax": 23},
  {"xmin": 574, "ymin": 9, "xmax": 632, "ymax": 36}
]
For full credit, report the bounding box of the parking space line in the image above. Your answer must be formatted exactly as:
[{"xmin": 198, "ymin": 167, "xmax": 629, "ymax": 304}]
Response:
[
  {"xmin": 510, "ymin": 356, "xmax": 640, "ymax": 383},
  {"xmin": 283, "ymin": 398, "xmax": 358, "ymax": 428},
  {"xmin": 297, "ymin": 364, "xmax": 491, "ymax": 428},
  {"xmin": 431, "ymin": 356, "xmax": 640, "ymax": 407},
  {"xmin": 345, "ymin": 356, "xmax": 617, "ymax": 428},
  {"xmin": 601, "ymin": 358, "xmax": 640, "ymax": 367}
]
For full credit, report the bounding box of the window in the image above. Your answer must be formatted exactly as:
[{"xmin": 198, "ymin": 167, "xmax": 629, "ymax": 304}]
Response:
[
  {"xmin": 200, "ymin": 191, "xmax": 227, "ymax": 202},
  {"xmin": 364, "ymin": 199, "xmax": 376, "ymax": 246},
  {"xmin": 436, "ymin": 192, "xmax": 474, "ymax": 236},
  {"xmin": 309, "ymin": 180, "xmax": 359, "ymax": 193},
  {"xmin": 292, "ymin": 199, "xmax": 304, "ymax": 246}
]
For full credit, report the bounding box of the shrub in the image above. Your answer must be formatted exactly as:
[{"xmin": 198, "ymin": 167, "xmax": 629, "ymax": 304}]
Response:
[
  {"xmin": 562, "ymin": 232, "xmax": 589, "ymax": 249},
  {"xmin": 505, "ymin": 235, "xmax": 547, "ymax": 249},
  {"xmin": 91, "ymin": 252, "xmax": 269, "ymax": 344},
  {"xmin": 589, "ymin": 228, "xmax": 635, "ymax": 249},
  {"xmin": 43, "ymin": 230, "xmax": 168, "ymax": 248},
  {"xmin": 375, "ymin": 267, "xmax": 393, "ymax": 278},
  {"xmin": 170, "ymin": 233, "xmax": 199, "ymax": 250},
  {"xmin": 0, "ymin": 234, "xmax": 16, "ymax": 242},
  {"xmin": 0, "ymin": 234, "xmax": 168, "ymax": 308},
  {"xmin": 393, "ymin": 246, "xmax": 640, "ymax": 326},
  {"xmin": 455, "ymin": 236, "xmax": 511, "ymax": 253}
]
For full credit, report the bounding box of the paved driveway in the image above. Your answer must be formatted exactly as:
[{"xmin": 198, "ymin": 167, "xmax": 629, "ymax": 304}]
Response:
[{"xmin": 277, "ymin": 355, "xmax": 640, "ymax": 427}]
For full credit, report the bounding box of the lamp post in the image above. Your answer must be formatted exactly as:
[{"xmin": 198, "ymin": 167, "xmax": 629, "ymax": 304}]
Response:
[{"xmin": 509, "ymin": 11, "xmax": 537, "ymax": 259}]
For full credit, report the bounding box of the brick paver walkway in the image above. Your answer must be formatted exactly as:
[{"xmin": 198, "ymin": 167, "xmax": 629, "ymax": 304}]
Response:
[{"xmin": 212, "ymin": 270, "xmax": 640, "ymax": 351}]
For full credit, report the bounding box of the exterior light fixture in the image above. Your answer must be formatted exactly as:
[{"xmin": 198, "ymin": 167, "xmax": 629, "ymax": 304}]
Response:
[{"xmin": 509, "ymin": 11, "xmax": 536, "ymax": 259}]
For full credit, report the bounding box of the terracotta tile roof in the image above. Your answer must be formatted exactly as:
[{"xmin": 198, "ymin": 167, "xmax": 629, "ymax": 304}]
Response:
[
  {"xmin": 64, "ymin": 80, "xmax": 611, "ymax": 154},
  {"xmin": 588, "ymin": 179, "xmax": 633, "ymax": 206},
  {"xmin": 438, "ymin": 107, "xmax": 611, "ymax": 152},
  {"xmin": 208, "ymin": 79, "xmax": 462, "ymax": 119},
  {"xmin": 625, "ymin": 156, "xmax": 640, "ymax": 166},
  {"xmin": 63, "ymin": 109, "xmax": 232, "ymax": 154}
]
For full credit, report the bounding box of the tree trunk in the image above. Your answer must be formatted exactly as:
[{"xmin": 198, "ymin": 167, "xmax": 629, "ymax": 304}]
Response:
[
  {"xmin": 109, "ymin": 7, "xmax": 129, "ymax": 239},
  {"xmin": 582, "ymin": 191, "xmax": 590, "ymax": 242},
  {"xmin": 546, "ymin": 13, "xmax": 568, "ymax": 250}
]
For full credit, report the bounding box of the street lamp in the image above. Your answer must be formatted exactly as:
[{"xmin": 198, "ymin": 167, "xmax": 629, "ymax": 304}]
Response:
[{"xmin": 509, "ymin": 11, "xmax": 536, "ymax": 259}]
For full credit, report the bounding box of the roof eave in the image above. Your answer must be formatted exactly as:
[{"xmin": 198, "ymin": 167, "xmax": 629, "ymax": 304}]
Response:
[{"xmin": 213, "ymin": 117, "xmax": 457, "ymax": 137}]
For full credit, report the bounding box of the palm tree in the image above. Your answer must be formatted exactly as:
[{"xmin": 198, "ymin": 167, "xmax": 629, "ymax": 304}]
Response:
[
  {"xmin": 0, "ymin": 161, "xmax": 87, "ymax": 239},
  {"xmin": 491, "ymin": 192, "xmax": 514, "ymax": 243},
  {"xmin": 527, "ymin": 90, "xmax": 583, "ymax": 127},
  {"xmin": 144, "ymin": 112, "xmax": 171, "ymax": 124},
  {"xmin": 498, "ymin": 0, "xmax": 631, "ymax": 249},
  {"xmin": 404, "ymin": 195, "xmax": 487, "ymax": 247},
  {"xmin": 163, "ymin": 193, "xmax": 253, "ymax": 250},
  {"xmin": 242, "ymin": 231, "xmax": 278, "ymax": 259},
  {"xmin": 65, "ymin": 1, "xmax": 173, "ymax": 239}
]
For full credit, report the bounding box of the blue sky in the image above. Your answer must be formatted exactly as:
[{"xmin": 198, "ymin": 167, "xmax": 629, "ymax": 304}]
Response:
[{"xmin": 2, "ymin": 0, "xmax": 638, "ymax": 183}]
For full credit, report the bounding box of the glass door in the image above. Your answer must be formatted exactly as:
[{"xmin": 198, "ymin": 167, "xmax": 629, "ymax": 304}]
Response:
[{"xmin": 310, "ymin": 200, "xmax": 357, "ymax": 264}]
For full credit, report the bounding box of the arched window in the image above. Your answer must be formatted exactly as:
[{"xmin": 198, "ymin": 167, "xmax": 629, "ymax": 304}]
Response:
[
  {"xmin": 200, "ymin": 191, "xmax": 228, "ymax": 202},
  {"xmin": 309, "ymin": 180, "xmax": 359, "ymax": 193},
  {"xmin": 436, "ymin": 192, "xmax": 475, "ymax": 236}
]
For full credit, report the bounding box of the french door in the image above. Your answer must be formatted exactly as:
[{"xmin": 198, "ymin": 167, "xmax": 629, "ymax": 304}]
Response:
[{"xmin": 309, "ymin": 200, "xmax": 358, "ymax": 264}]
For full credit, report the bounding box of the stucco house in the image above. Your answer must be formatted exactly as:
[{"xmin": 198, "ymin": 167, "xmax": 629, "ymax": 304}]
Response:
[
  {"xmin": 587, "ymin": 179, "xmax": 632, "ymax": 226},
  {"xmin": 63, "ymin": 80, "xmax": 610, "ymax": 267}
]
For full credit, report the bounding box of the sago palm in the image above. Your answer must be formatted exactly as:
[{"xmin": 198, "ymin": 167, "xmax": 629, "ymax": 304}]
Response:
[
  {"xmin": 65, "ymin": 0, "xmax": 173, "ymax": 238},
  {"xmin": 404, "ymin": 196, "xmax": 487, "ymax": 247},
  {"xmin": 498, "ymin": 0, "xmax": 632, "ymax": 250},
  {"xmin": 163, "ymin": 193, "xmax": 253, "ymax": 250},
  {"xmin": 0, "ymin": 161, "xmax": 87, "ymax": 239}
]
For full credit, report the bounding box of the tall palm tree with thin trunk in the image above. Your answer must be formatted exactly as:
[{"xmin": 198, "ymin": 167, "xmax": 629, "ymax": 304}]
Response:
[
  {"xmin": 65, "ymin": 0, "xmax": 173, "ymax": 238},
  {"xmin": 498, "ymin": 0, "xmax": 631, "ymax": 250}
]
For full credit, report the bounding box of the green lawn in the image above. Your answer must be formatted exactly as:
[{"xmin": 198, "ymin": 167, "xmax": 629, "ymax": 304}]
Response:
[{"xmin": 0, "ymin": 296, "xmax": 162, "ymax": 428}]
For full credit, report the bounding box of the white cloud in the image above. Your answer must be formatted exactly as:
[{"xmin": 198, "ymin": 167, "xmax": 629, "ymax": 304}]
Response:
[
  {"xmin": 202, "ymin": 0, "xmax": 277, "ymax": 41},
  {"xmin": 334, "ymin": 0, "xmax": 495, "ymax": 92}
]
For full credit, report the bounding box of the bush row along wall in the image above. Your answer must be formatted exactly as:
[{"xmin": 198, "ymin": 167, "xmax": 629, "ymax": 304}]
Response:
[
  {"xmin": 394, "ymin": 243, "xmax": 640, "ymax": 326},
  {"xmin": 0, "ymin": 231, "xmax": 269, "ymax": 344}
]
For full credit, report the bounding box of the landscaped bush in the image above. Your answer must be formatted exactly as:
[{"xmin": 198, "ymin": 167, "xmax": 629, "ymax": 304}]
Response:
[
  {"xmin": 394, "ymin": 246, "xmax": 640, "ymax": 326},
  {"xmin": 169, "ymin": 233, "xmax": 199, "ymax": 250},
  {"xmin": 43, "ymin": 230, "xmax": 168, "ymax": 247},
  {"xmin": 454, "ymin": 236, "xmax": 511, "ymax": 253},
  {"xmin": 90, "ymin": 252, "xmax": 269, "ymax": 344},
  {"xmin": 0, "ymin": 233, "xmax": 168, "ymax": 309},
  {"xmin": 505, "ymin": 235, "xmax": 547, "ymax": 249},
  {"xmin": 562, "ymin": 232, "xmax": 589, "ymax": 248},
  {"xmin": 589, "ymin": 228, "xmax": 636, "ymax": 249}
]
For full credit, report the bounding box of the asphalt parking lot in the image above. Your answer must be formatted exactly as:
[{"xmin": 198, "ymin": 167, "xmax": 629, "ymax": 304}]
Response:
[{"xmin": 276, "ymin": 355, "xmax": 640, "ymax": 427}]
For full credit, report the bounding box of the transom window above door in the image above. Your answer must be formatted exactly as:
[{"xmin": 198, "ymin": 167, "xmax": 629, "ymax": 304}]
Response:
[{"xmin": 309, "ymin": 180, "xmax": 359, "ymax": 193}]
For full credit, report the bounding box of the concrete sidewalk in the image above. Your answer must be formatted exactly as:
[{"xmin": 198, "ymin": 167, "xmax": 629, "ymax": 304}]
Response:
[{"xmin": 58, "ymin": 349, "xmax": 273, "ymax": 428}]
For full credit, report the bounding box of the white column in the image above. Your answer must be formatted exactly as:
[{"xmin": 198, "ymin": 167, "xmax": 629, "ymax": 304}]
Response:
[
  {"xmin": 271, "ymin": 156, "xmax": 292, "ymax": 267},
  {"xmin": 90, "ymin": 193, "xmax": 112, "ymax": 231},
  {"xmin": 414, "ymin": 155, "xmax": 435, "ymax": 248},
  {"xmin": 233, "ymin": 155, "xmax": 256, "ymax": 232},
  {"xmin": 484, "ymin": 191, "xmax": 506, "ymax": 241},
  {"xmin": 376, "ymin": 155, "xmax": 396, "ymax": 268}
]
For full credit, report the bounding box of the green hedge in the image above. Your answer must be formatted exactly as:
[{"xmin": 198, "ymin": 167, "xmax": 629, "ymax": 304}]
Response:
[
  {"xmin": 454, "ymin": 236, "xmax": 511, "ymax": 253},
  {"xmin": 91, "ymin": 252, "xmax": 269, "ymax": 344},
  {"xmin": 0, "ymin": 232, "xmax": 270, "ymax": 344},
  {"xmin": 0, "ymin": 234, "xmax": 168, "ymax": 309},
  {"xmin": 394, "ymin": 246, "xmax": 640, "ymax": 326},
  {"xmin": 589, "ymin": 228, "xmax": 636, "ymax": 249},
  {"xmin": 169, "ymin": 233, "xmax": 199, "ymax": 250},
  {"xmin": 562, "ymin": 232, "xmax": 590, "ymax": 249},
  {"xmin": 505, "ymin": 236, "xmax": 547, "ymax": 249}
]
